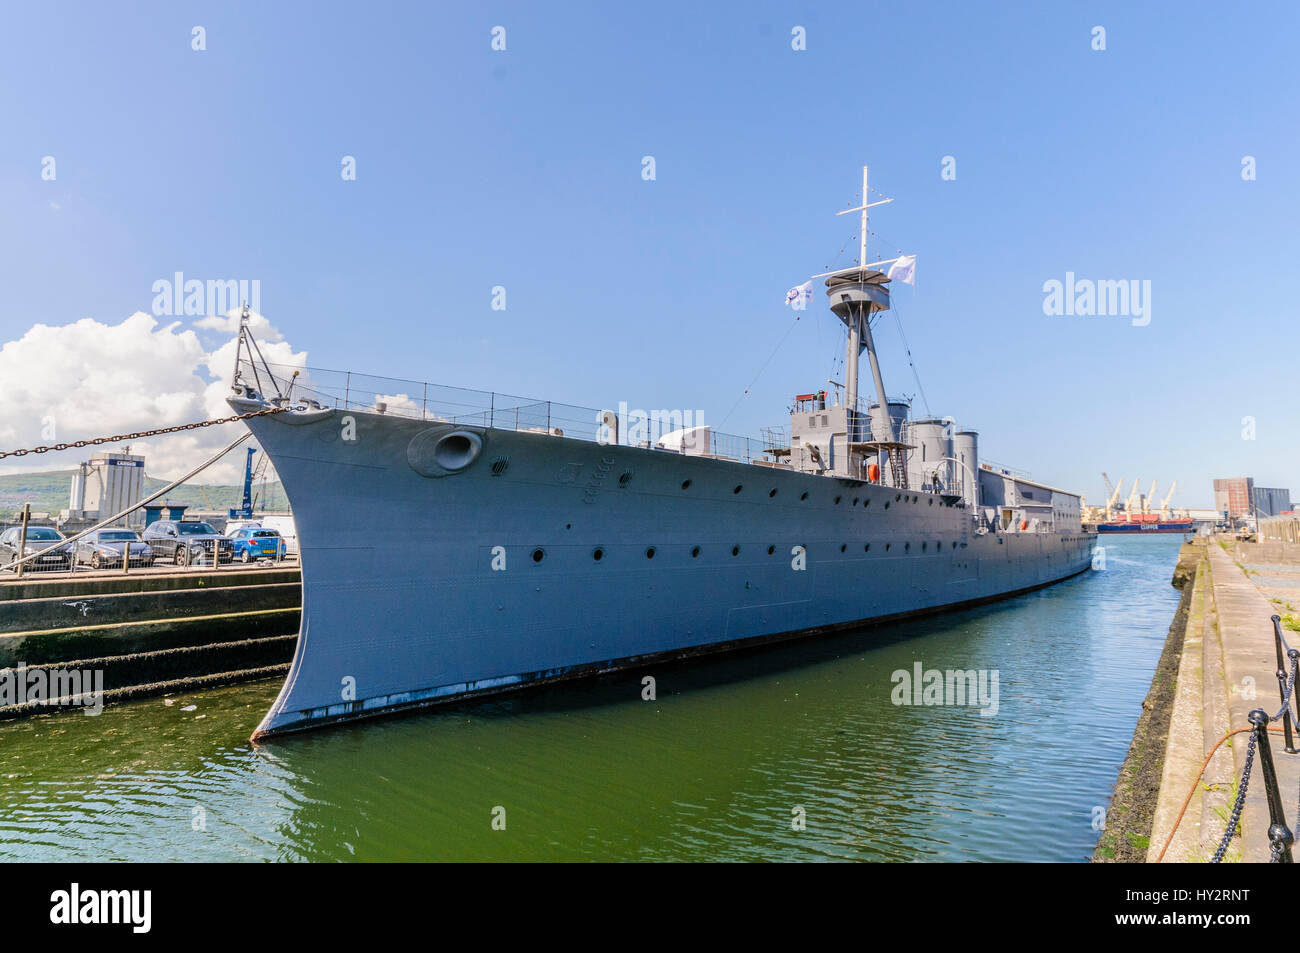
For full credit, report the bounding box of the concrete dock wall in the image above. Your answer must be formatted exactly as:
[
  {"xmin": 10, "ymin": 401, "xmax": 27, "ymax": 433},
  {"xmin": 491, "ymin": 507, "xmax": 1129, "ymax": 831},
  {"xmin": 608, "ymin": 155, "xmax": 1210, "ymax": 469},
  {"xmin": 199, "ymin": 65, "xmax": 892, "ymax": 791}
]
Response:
[
  {"xmin": 0, "ymin": 565, "xmax": 301, "ymax": 716},
  {"xmin": 1136, "ymin": 537, "xmax": 1300, "ymax": 862}
]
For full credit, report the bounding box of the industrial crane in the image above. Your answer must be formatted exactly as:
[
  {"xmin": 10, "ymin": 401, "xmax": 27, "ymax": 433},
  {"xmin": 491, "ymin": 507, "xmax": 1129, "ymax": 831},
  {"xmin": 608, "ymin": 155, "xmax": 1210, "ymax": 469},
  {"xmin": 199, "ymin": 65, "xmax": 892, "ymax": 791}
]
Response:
[
  {"xmin": 1160, "ymin": 480, "xmax": 1178, "ymax": 520},
  {"xmin": 228, "ymin": 448, "xmax": 258, "ymax": 520},
  {"xmin": 1125, "ymin": 478, "xmax": 1142, "ymax": 516},
  {"xmin": 1103, "ymin": 474, "xmax": 1124, "ymax": 520},
  {"xmin": 1144, "ymin": 479, "xmax": 1158, "ymax": 515}
]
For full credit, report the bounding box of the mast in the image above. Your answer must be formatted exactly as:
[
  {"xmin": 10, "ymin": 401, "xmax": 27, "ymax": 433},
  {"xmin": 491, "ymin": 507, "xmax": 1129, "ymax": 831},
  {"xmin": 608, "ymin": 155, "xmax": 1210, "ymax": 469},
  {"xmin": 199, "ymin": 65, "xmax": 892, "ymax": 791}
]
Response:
[
  {"xmin": 826, "ymin": 165, "xmax": 901, "ymax": 473},
  {"xmin": 832, "ymin": 165, "xmax": 897, "ymax": 445}
]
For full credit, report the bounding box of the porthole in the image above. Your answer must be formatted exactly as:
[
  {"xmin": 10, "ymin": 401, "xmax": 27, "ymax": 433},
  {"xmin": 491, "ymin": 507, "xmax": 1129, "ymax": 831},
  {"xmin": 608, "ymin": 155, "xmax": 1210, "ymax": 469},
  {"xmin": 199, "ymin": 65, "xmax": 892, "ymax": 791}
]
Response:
[
  {"xmin": 800, "ymin": 491, "xmax": 808, "ymax": 501},
  {"xmin": 593, "ymin": 547, "xmax": 605, "ymax": 561},
  {"xmin": 905, "ymin": 542, "xmax": 911, "ymax": 552},
  {"xmin": 618, "ymin": 471, "xmax": 633, "ymax": 487},
  {"xmin": 835, "ymin": 496, "xmax": 842, "ymax": 504},
  {"xmin": 840, "ymin": 543, "xmax": 847, "ymax": 553},
  {"xmin": 885, "ymin": 543, "xmax": 892, "ymax": 552},
  {"xmin": 681, "ymin": 479, "xmax": 692, "ymax": 490},
  {"xmin": 895, "ymin": 494, "xmax": 901, "ymax": 502},
  {"xmin": 853, "ymin": 497, "xmax": 860, "ymax": 506},
  {"xmin": 731, "ymin": 545, "xmax": 740, "ymax": 556},
  {"xmin": 952, "ymin": 542, "xmax": 958, "ymax": 550},
  {"xmin": 532, "ymin": 548, "xmax": 545, "ymax": 563},
  {"xmin": 646, "ymin": 547, "xmax": 656, "ymax": 559},
  {"xmin": 864, "ymin": 544, "xmax": 870, "ymax": 552},
  {"xmin": 734, "ymin": 485, "xmax": 743, "ymax": 494},
  {"xmin": 928, "ymin": 498, "xmax": 933, "ymax": 506},
  {"xmin": 884, "ymin": 501, "xmax": 890, "ymax": 510},
  {"xmin": 922, "ymin": 542, "xmax": 927, "ymax": 552},
  {"xmin": 767, "ymin": 545, "xmax": 776, "ymax": 555},
  {"xmin": 865, "ymin": 498, "xmax": 871, "ymax": 507},
  {"xmin": 769, "ymin": 488, "xmax": 778, "ymax": 498},
  {"xmin": 691, "ymin": 546, "xmax": 701, "ymax": 558}
]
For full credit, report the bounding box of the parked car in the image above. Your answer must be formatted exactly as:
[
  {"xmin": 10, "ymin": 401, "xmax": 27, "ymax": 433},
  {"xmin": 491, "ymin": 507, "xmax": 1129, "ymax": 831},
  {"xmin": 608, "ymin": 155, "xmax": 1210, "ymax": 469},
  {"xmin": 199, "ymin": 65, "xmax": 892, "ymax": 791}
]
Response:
[
  {"xmin": 228, "ymin": 516, "xmax": 298, "ymax": 555},
  {"xmin": 75, "ymin": 528, "xmax": 154, "ymax": 569},
  {"xmin": 0, "ymin": 525, "xmax": 73, "ymax": 571},
  {"xmin": 227, "ymin": 526, "xmax": 286, "ymax": 563},
  {"xmin": 141, "ymin": 520, "xmax": 234, "ymax": 566}
]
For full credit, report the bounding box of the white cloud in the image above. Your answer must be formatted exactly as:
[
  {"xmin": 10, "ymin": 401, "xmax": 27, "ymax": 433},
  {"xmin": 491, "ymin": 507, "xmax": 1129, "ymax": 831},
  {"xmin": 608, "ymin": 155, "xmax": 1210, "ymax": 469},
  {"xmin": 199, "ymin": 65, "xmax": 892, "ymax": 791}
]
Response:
[{"xmin": 0, "ymin": 310, "xmax": 307, "ymax": 483}]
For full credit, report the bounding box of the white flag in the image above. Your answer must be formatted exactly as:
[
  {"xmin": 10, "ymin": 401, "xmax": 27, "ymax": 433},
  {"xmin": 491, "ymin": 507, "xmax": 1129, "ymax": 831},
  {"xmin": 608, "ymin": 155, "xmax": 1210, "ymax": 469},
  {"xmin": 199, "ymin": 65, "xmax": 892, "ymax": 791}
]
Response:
[
  {"xmin": 785, "ymin": 280, "xmax": 813, "ymax": 310},
  {"xmin": 887, "ymin": 255, "xmax": 916, "ymax": 285}
]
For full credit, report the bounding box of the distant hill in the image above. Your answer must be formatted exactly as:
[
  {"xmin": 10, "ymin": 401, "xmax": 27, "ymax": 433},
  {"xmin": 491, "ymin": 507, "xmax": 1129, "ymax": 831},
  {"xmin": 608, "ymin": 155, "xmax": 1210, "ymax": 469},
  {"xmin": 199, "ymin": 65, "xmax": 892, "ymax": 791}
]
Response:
[{"xmin": 0, "ymin": 469, "xmax": 289, "ymax": 520}]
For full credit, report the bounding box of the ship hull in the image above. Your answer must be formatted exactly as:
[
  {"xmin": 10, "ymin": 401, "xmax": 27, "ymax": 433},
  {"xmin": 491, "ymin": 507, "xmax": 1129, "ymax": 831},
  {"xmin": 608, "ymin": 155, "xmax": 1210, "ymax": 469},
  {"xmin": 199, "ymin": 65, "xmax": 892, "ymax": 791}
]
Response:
[
  {"xmin": 1095, "ymin": 521, "xmax": 1193, "ymax": 533},
  {"xmin": 237, "ymin": 403, "xmax": 1096, "ymax": 739}
]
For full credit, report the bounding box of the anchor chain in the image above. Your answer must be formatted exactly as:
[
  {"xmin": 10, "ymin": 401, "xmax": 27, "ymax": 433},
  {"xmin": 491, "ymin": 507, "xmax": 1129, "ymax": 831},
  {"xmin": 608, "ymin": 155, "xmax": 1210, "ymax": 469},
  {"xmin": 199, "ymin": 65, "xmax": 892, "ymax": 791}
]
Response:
[{"xmin": 0, "ymin": 407, "xmax": 287, "ymax": 459}]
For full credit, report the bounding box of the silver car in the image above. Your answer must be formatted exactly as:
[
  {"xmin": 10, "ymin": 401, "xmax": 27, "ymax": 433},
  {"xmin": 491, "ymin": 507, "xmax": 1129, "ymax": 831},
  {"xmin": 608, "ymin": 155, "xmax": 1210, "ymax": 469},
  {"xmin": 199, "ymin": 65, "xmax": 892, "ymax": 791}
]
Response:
[
  {"xmin": 75, "ymin": 528, "xmax": 155, "ymax": 569},
  {"xmin": 0, "ymin": 525, "xmax": 73, "ymax": 571}
]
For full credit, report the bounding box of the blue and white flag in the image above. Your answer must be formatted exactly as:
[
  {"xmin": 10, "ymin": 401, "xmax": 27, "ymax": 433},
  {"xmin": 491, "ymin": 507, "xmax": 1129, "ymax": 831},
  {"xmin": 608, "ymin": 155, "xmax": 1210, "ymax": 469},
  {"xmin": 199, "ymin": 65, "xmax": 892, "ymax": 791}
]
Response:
[
  {"xmin": 887, "ymin": 255, "xmax": 916, "ymax": 286},
  {"xmin": 785, "ymin": 280, "xmax": 814, "ymax": 310}
]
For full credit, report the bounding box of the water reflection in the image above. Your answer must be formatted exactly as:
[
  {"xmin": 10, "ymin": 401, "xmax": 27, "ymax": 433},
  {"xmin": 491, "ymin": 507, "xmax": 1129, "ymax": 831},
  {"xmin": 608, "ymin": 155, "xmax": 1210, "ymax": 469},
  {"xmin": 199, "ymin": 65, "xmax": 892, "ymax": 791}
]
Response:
[{"xmin": 0, "ymin": 536, "xmax": 1181, "ymax": 861}]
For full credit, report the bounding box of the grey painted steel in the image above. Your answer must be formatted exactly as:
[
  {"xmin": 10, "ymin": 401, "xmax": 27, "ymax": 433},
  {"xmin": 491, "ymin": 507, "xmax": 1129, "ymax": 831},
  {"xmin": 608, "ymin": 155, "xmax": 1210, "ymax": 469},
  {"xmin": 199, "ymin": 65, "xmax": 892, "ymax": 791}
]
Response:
[
  {"xmin": 910, "ymin": 418, "xmax": 953, "ymax": 492},
  {"xmin": 954, "ymin": 431, "xmax": 980, "ymax": 509},
  {"xmin": 868, "ymin": 401, "xmax": 910, "ymax": 444},
  {"xmin": 235, "ymin": 403, "xmax": 1096, "ymax": 738}
]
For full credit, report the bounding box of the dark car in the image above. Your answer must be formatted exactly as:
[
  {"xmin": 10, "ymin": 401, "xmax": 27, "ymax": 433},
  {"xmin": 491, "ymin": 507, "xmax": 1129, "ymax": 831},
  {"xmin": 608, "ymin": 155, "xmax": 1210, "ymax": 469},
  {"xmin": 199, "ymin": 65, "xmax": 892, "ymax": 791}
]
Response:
[
  {"xmin": 0, "ymin": 525, "xmax": 73, "ymax": 571},
  {"xmin": 75, "ymin": 528, "xmax": 155, "ymax": 569},
  {"xmin": 141, "ymin": 520, "xmax": 234, "ymax": 566}
]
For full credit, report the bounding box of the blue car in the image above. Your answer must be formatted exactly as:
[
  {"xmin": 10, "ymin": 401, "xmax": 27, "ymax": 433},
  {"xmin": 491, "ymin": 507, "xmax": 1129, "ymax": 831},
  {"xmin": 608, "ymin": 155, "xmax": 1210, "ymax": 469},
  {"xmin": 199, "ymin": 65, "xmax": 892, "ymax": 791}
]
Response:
[{"xmin": 227, "ymin": 527, "xmax": 287, "ymax": 563}]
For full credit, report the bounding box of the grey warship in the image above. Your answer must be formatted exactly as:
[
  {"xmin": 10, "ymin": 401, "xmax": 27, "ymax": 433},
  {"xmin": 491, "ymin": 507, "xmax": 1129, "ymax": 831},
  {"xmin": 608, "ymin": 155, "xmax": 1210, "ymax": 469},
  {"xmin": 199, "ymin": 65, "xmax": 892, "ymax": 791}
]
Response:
[{"xmin": 231, "ymin": 167, "xmax": 1096, "ymax": 739}]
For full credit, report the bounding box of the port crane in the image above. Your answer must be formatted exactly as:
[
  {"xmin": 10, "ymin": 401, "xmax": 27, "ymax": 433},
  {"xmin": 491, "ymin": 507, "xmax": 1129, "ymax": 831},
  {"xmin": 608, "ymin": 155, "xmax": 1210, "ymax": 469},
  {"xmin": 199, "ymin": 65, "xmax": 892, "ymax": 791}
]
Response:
[
  {"xmin": 1160, "ymin": 480, "xmax": 1178, "ymax": 519},
  {"xmin": 228, "ymin": 447, "xmax": 258, "ymax": 520},
  {"xmin": 1102, "ymin": 473, "xmax": 1124, "ymax": 519},
  {"xmin": 1125, "ymin": 478, "xmax": 1142, "ymax": 516},
  {"xmin": 1143, "ymin": 479, "xmax": 1158, "ymax": 515}
]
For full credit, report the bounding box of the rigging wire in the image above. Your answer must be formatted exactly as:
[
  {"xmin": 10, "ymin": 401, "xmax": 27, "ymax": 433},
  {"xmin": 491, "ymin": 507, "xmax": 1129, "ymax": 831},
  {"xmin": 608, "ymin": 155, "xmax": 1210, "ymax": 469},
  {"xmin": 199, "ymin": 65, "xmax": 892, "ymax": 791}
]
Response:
[
  {"xmin": 890, "ymin": 296, "xmax": 931, "ymax": 418},
  {"xmin": 718, "ymin": 313, "xmax": 803, "ymax": 429}
]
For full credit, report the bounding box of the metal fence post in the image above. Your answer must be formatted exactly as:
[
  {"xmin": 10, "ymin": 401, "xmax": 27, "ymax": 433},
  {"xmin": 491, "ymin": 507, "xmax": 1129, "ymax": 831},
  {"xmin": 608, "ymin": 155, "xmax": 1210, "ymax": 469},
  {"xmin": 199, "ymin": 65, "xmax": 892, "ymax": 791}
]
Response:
[
  {"xmin": 15, "ymin": 502, "xmax": 29, "ymax": 579},
  {"xmin": 1272, "ymin": 614, "xmax": 1298, "ymax": 753},
  {"xmin": 1249, "ymin": 708, "xmax": 1295, "ymax": 863}
]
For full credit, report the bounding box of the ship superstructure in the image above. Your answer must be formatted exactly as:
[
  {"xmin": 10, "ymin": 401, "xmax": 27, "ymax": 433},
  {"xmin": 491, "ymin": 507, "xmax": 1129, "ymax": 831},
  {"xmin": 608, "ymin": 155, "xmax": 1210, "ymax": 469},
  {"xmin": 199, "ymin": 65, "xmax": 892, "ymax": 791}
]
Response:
[{"xmin": 230, "ymin": 167, "xmax": 1096, "ymax": 739}]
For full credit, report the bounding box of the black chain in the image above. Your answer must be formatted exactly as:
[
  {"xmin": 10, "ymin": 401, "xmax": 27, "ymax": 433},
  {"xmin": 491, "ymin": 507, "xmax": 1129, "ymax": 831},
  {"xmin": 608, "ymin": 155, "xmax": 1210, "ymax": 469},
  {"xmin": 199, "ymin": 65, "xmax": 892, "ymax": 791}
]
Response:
[
  {"xmin": 0, "ymin": 407, "xmax": 287, "ymax": 459},
  {"xmin": 1276, "ymin": 655, "xmax": 1300, "ymax": 721},
  {"xmin": 1212, "ymin": 730, "xmax": 1257, "ymax": 863}
]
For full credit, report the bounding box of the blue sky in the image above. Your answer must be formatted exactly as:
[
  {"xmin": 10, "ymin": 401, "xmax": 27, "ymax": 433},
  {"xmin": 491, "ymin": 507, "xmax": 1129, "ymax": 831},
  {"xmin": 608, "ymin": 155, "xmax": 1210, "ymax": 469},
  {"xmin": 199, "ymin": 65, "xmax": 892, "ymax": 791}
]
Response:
[{"xmin": 1, "ymin": 1, "xmax": 1297, "ymax": 506}]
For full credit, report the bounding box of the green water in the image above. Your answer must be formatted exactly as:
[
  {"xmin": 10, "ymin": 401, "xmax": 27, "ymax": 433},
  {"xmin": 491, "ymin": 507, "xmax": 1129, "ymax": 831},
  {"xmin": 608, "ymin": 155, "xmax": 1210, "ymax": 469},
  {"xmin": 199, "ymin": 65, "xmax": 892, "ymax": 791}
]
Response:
[{"xmin": 0, "ymin": 535, "xmax": 1182, "ymax": 861}]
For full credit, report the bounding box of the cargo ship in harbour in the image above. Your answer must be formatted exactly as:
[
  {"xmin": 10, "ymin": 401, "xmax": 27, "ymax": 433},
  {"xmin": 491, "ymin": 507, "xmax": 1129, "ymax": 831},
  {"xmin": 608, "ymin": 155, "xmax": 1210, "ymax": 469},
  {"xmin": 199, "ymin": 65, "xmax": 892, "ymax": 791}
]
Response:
[
  {"xmin": 1090, "ymin": 476, "xmax": 1193, "ymax": 533},
  {"xmin": 230, "ymin": 167, "xmax": 1097, "ymax": 740},
  {"xmin": 1095, "ymin": 516, "xmax": 1194, "ymax": 533}
]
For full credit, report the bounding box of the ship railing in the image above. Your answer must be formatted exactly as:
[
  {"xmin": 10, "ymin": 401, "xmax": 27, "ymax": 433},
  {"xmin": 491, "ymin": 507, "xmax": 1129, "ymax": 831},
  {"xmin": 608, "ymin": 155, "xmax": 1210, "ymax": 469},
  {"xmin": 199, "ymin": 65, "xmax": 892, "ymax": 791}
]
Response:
[{"xmin": 241, "ymin": 359, "xmax": 793, "ymax": 467}]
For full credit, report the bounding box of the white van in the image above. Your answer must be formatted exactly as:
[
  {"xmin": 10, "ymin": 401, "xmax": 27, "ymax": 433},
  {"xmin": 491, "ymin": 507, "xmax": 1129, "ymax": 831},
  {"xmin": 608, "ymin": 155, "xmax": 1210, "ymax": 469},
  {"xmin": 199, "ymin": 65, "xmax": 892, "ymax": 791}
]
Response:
[{"xmin": 225, "ymin": 515, "xmax": 299, "ymax": 555}]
